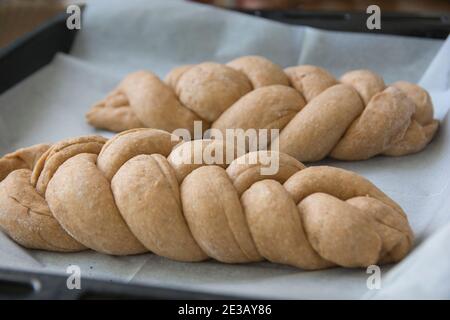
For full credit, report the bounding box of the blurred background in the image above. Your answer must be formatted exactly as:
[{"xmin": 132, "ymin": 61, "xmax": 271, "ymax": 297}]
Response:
[
  {"xmin": 194, "ymin": 0, "xmax": 450, "ymax": 39},
  {"xmin": 0, "ymin": 0, "xmax": 449, "ymax": 49},
  {"xmin": 194, "ymin": 0, "xmax": 450, "ymax": 11},
  {"xmin": 0, "ymin": 0, "xmax": 449, "ymax": 93}
]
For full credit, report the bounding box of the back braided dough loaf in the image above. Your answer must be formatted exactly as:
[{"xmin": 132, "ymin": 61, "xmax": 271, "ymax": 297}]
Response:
[
  {"xmin": 86, "ymin": 56, "xmax": 438, "ymax": 161},
  {"xmin": 0, "ymin": 129, "xmax": 413, "ymax": 269}
]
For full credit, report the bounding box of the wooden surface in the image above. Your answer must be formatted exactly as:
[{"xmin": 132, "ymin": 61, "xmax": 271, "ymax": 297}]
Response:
[{"xmin": 0, "ymin": 0, "xmax": 70, "ymax": 48}]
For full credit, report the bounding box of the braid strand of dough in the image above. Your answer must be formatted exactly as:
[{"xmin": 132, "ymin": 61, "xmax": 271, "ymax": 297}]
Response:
[
  {"xmin": 86, "ymin": 56, "xmax": 438, "ymax": 161},
  {"xmin": 0, "ymin": 129, "xmax": 414, "ymax": 269}
]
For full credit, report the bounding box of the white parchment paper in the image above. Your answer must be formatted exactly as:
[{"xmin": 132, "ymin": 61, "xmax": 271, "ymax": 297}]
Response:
[{"xmin": 0, "ymin": 0, "xmax": 449, "ymax": 299}]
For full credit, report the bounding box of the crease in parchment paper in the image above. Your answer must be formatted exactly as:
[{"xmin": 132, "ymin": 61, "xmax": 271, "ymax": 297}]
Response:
[{"xmin": 0, "ymin": 233, "xmax": 44, "ymax": 269}]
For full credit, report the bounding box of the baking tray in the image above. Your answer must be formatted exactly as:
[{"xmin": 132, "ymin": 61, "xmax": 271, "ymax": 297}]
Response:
[
  {"xmin": 0, "ymin": 267, "xmax": 238, "ymax": 300},
  {"xmin": 238, "ymin": 10, "xmax": 450, "ymax": 39},
  {"xmin": 0, "ymin": 11, "xmax": 79, "ymax": 95}
]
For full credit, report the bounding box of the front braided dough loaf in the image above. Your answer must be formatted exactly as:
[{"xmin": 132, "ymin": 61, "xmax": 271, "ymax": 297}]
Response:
[
  {"xmin": 0, "ymin": 129, "xmax": 413, "ymax": 269},
  {"xmin": 86, "ymin": 56, "xmax": 438, "ymax": 161}
]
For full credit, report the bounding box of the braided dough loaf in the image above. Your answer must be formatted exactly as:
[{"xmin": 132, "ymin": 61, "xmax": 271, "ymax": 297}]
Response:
[
  {"xmin": 86, "ymin": 56, "xmax": 438, "ymax": 162},
  {"xmin": 0, "ymin": 129, "xmax": 413, "ymax": 269}
]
